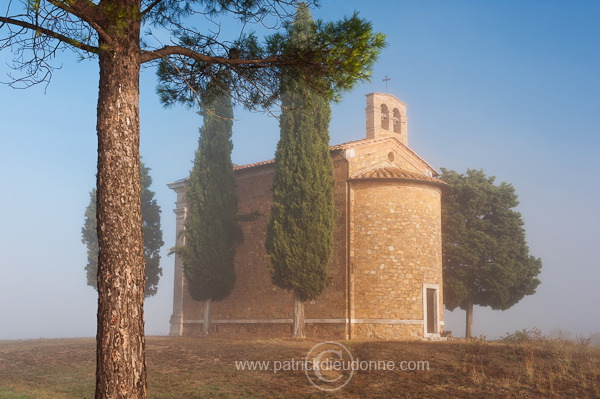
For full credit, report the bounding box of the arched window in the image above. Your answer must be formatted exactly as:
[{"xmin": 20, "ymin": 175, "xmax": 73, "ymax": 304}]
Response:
[
  {"xmin": 393, "ymin": 108, "xmax": 401, "ymax": 133},
  {"xmin": 381, "ymin": 104, "xmax": 389, "ymax": 130}
]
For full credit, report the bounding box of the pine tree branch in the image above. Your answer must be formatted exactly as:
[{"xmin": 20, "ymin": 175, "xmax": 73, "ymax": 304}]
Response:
[
  {"xmin": 45, "ymin": 0, "xmax": 115, "ymax": 48},
  {"xmin": 0, "ymin": 16, "xmax": 100, "ymax": 54},
  {"xmin": 141, "ymin": 0, "xmax": 166, "ymax": 16},
  {"xmin": 140, "ymin": 45, "xmax": 280, "ymax": 65},
  {"xmin": 46, "ymin": 0, "xmax": 96, "ymax": 19},
  {"xmin": 160, "ymin": 56, "xmax": 234, "ymax": 120}
]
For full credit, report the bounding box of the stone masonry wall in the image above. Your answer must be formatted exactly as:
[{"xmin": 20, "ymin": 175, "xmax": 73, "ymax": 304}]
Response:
[
  {"xmin": 349, "ymin": 180, "xmax": 444, "ymax": 339},
  {"xmin": 345, "ymin": 138, "xmax": 435, "ymax": 178}
]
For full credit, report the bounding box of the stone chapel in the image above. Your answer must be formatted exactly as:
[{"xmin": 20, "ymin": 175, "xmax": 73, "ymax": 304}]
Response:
[{"xmin": 168, "ymin": 93, "xmax": 446, "ymax": 340}]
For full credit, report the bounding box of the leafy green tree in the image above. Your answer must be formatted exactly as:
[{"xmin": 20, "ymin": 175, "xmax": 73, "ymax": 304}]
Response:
[
  {"xmin": 82, "ymin": 163, "xmax": 164, "ymax": 298},
  {"xmin": 266, "ymin": 4, "xmax": 338, "ymax": 338},
  {"xmin": 1, "ymin": 0, "xmax": 384, "ymax": 395},
  {"xmin": 172, "ymin": 74, "xmax": 239, "ymax": 336},
  {"xmin": 440, "ymin": 169, "xmax": 542, "ymax": 338}
]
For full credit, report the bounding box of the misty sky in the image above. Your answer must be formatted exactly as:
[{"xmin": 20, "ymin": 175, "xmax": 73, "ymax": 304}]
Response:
[{"xmin": 1, "ymin": 0, "xmax": 598, "ymax": 340}]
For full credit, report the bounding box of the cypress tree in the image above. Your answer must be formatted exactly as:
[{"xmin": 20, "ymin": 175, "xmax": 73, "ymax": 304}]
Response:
[
  {"xmin": 175, "ymin": 73, "xmax": 239, "ymax": 336},
  {"xmin": 82, "ymin": 162, "xmax": 164, "ymax": 298},
  {"xmin": 266, "ymin": 4, "xmax": 336, "ymax": 338}
]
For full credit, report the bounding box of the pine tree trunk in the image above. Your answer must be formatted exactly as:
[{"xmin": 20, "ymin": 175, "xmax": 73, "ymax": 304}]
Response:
[
  {"xmin": 292, "ymin": 290, "xmax": 306, "ymax": 338},
  {"xmin": 203, "ymin": 299, "xmax": 211, "ymax": 336},
  {"xmin": 95, "ymin": 9, "xmax": 146, "ymax": 398},
  {"xmin": 465, "ymin": 300, "xmax": 474, "ymax": 339}
]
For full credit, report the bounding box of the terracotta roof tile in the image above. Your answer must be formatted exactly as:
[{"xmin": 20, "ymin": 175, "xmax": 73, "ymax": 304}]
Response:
[
  {"xmin": 217, "ymin": 137, "xmax": 438, "ymax": 179},
  {"xmin": 233, "ymin": 136, "xmax": 432, "ymax": 172},
  {"xmin": 352, "ymin": 167, "xmax": 447, "ymax": 186},
  {"xmin": 232, "ymin": 138, "xmax": 388, "ymax": 172},
  {"xmin": 233, "ymin": 159, "xmax": 274, "ymax": 171},
  {"xmin": 329, "ymin": 136, "xmax": 391, "ymax": 150}
]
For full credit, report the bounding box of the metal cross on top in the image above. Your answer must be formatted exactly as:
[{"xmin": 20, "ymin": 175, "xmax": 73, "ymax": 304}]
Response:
[{"xmin": 383, "ymin": 75, "xmax": 391, "ymax": 93}]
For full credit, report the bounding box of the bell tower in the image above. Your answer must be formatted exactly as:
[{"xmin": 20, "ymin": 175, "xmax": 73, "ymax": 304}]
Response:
[{"xmin": 365, "ymin": 93, "xmax": 408, "ymax": 145}]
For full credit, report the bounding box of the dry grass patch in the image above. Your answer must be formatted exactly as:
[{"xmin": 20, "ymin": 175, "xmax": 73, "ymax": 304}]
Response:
[{"xmin": 0, "ymin": 336, "xmax": 598, "ymax": 398}]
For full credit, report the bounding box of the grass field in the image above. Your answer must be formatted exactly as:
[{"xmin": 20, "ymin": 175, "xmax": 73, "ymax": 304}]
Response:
[{"xmin": 0, "ymin": 336, "xmax": 598, "ymax": 398}]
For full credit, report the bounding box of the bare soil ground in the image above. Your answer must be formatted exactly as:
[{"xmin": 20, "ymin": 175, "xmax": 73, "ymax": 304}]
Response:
[{"xmin": 0, "ymin": 336, "xmax": 598, "ymax": 398}]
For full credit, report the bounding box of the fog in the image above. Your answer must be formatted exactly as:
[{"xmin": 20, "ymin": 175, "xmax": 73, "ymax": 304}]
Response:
[{"xmin": 1, "ymin": 0, "xmax": 598, "ymax": 341}]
